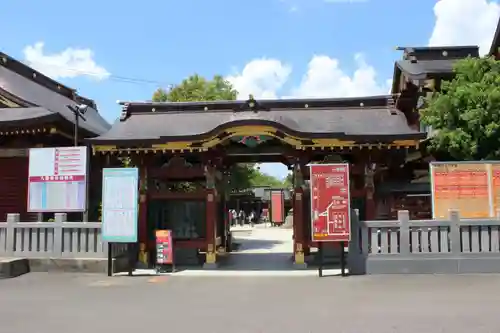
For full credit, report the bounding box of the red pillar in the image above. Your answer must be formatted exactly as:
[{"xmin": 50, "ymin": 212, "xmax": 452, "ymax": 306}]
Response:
[
  {"xmin": 138, "ymin": 166, "xmax": 149, "ymax": 265},
  {"xmin": 365, "ymin": 190, "xmax": 376, "ymax": 220},
  {"xmin": 293, "ymin": 187, "xmax": 306, "ymax": 267},
  {"xmin": 204, "ymin": 188, "xmax": 217, "ymax": 268}
]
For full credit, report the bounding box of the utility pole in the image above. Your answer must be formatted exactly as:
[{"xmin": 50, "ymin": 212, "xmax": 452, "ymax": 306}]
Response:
[
  {"xmin": 66, "ymin": 104, "xmax": 88, "ymax": 146},
  {"xmin": 66, "ymin": 104, "xmax": 89, "ymax": 222}
]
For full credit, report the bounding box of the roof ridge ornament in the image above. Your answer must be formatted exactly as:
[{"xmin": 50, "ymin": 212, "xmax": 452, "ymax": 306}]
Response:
[
  {"xmin": 234, "ymin": 95, "xmax": 270, "ymax": 113},
  {"xmin": 386, "ymin": 96, "xmax": 397, "ymax": 115},
  {"xmin": 120, "ymin": 103, "xmax": 130, "ymax": 121}
]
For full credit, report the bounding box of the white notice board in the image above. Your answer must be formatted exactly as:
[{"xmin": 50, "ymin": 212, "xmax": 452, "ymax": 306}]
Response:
[
  {"xmin": 101, "ymin": 168, "xmax": 139, "ymax": 243},
  {"xmin": 28, "ymin": 147, "xmax": 87, "ymax": 212}
]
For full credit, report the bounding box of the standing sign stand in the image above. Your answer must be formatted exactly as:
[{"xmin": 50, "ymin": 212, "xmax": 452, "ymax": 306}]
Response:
[
  {"xmin": 309, "ymin": 163, "xmax": 351, "ymax": 278},
  {"xmin": 101, "ymin": 168, "xmax": 139, "ymax": 277},
  {"xmin": 155, "ymin": 230, "xmax": 175, "ymax": 273}
]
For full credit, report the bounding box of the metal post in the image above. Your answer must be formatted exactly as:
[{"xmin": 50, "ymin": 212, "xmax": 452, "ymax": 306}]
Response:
[
  {"xmin": 107, "ymin": 243, "xmax": 113, "ymax": 277},
  {"xmin": 318, "ymin": 242, "xmax": 324, "ymax": 277},
  {"xmin": 67, "ymin": 104, "xmax": 89, "ymax": 222},
  {"xmin": 340, "ymin": 241, "xmax": 346, "ymax": 277},
  {"xmin": 74, "ymin": 112, "xmax": 79, "ymax": 147}
]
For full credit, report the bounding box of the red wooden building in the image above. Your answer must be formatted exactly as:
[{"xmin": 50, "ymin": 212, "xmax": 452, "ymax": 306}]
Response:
[
  {"xmin": 0, "ymin": 52, "xmax": 110, "ymax": 222},
  {"xmin": 88, "ymin": 95, "xmax": 425, "ymax": 267}
]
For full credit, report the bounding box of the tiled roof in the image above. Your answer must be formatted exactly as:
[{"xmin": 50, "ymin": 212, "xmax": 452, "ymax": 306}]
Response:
[
  {"xmin": 89, "ymin": 96, "xmax": 425, "ymax": 144},
  {"xmin": 0, "ymin": 52, "xmax": 110, "ymax": 135}
]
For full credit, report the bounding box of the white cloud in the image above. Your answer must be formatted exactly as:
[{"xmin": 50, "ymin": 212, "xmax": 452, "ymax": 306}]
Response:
[
  {"xmin": 290, "ymin": 53, "xmax": 389, "ymax": 98},
  {"xmin": 226, "ymin": 58, "xmax": 292, "ymax": 99},
  {"xmin": 227, "ymin": 54, "xmax": 388, "ymax": 100},
  {"xmin": 23, "ymin": 42, "xmax": 110, "ymax": 80},
  {"xmin": 429, "ymin": 0, "xmax": 500, "ymax": 55}
]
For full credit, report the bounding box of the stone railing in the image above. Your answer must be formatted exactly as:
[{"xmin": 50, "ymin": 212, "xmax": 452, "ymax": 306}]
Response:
[
  {"xmin": 0, "ymin": 213, "xmax": 127, "ymax": 259},
  {"xmin": 348, "ymin": 210, "xmax": 500, "ymax": 274}
]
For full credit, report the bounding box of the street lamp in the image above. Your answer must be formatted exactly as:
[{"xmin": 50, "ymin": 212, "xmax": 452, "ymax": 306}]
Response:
[{"xmin": 66, "ymin": 104, "xmax": 89, "ymax": 146}]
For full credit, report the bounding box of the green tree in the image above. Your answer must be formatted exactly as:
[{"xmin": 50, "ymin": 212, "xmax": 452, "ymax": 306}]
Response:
[
  {"xmin": 420, "ymin": 56, "xmax": 500, "ymax": 160},
  {"xmin": 282, "ymin": 172, "xmax": 293, "ymax": 188},
  {"xmin": 153, "ymin": 74, "xmax": 237, "ymax": 102},
  {"xmin": 250, "ymin": 170, "xmax": 285, "ymax": 188}
]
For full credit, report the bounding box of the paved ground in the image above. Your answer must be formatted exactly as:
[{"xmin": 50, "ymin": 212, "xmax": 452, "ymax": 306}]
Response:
[
  {"xmin": 3, "ymin": 226, "xmax": 499, "ymax": 332},
  {"xmin": 2, "ymin": 272, "xmax": 500, "ymax": 333},
  {"xmin": 226, "ymin": 224, "xmax": 295, "ymax": 271}
]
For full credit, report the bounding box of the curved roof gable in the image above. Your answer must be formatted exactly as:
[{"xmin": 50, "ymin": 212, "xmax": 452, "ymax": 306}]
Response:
[
  {"xmin": 90, "ymin": 96, "xmax": 425, "ymax": 145},
  {"xmin": 0, "ymin": 52, "xmax": 110, "ymax": 135}
]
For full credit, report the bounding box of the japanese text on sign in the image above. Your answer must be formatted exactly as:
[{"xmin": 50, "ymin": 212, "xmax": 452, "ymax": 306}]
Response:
[
  {"xmin": 431, "ymin": 162, "xmax": 500, "ymax": 219},
  {"xmin": 156, "ymin": 230, "xmax": 174, "ymax": 265},
  {"xmin": 310, "ymin": 163, "xmax": 351, "ymax": 242},
  {"xmin": 101, "ymin": 168, "xmax": 138, "ymax": 243},
  {"xmin": 27, "ymin": 147, "xmax": 87, "ymax": 212}
]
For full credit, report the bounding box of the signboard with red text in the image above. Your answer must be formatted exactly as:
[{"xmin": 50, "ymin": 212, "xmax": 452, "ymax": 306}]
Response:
[
  {"xmin": 310, "ymin": 163, "xmax": 351, "ymax": 242},
  {"xmin": 430, "ymin": 161, "xmax": 500, "ymax": 219},
  {"xmin": 156, "ymin": 230, "xmax": 174, "ymax": 264},
  {"xmin": 27, "ymin": 147, "xmax": 87, "ymax": 212}
]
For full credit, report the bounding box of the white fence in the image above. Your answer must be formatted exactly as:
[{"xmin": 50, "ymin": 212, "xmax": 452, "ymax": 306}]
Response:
[{"xmin": 0, "ymin": 213, "xmax": 126, "ymax": 259}]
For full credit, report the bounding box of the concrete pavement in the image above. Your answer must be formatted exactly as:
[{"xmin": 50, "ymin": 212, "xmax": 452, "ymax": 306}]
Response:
[{"xmin": 2, "ymin": 272, "xmax": 500, "ymax": 333}]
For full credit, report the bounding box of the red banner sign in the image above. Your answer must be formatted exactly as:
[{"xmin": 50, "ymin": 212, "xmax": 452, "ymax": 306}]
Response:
[
  {"xmin": 270, "ymin": 190, "xmax": 285, "ymax": 224},
  {"xmin": 155, "ymin": 230, "xmax": 174, "ymax": 264},
  {"xmin": 310, "ymin": 163, "xmax": 351, "ymax": 242}
]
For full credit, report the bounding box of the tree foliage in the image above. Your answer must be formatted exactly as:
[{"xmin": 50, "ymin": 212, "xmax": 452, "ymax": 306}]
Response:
[
  {"xmin": 282, "ymin": 172, "xmax": 293, "ymax": 188},
  {"xmin": 420, "ymin": 56, "xmax": 500, "ymax": 160},
  {"xmin": 153, "ymin": 74, "xmax": 284, "ymax": 189},
  {"xmin": 153, "ymin": 74, "xmax": 237, "ymax": 102}
]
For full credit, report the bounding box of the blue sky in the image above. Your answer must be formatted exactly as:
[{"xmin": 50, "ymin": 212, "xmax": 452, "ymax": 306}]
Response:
[{"xmin": 2, "ymin": 0, "xmax": 500, "ymax": 179}]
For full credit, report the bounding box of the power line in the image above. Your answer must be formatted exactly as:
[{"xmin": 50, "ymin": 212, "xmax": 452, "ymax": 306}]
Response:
[{"xmin": 28, "ymin": 62, "xmax": 174, "ymax": 87}]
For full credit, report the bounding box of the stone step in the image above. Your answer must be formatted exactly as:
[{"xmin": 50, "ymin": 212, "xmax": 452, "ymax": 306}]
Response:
[{"xmin": 0, "ymin": 258, "xmax": 29, "ymax": 278}]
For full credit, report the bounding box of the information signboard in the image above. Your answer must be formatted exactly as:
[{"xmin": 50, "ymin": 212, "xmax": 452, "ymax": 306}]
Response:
[
  {"xmin": 430, "ymin": 162, "xmax": 500, "ymax": 219},
  {"xmin": 28, "ymin": 147, "xmax": 87, "ymax": 212},
  {"xmin": 156, "ymin": 230, "xmax": 174, "ymax": 265},
  {"xmin": 310, "ymin": 163, "xmax": 351, "ymax": 242},
  {"xmin": 270, "ymin": 190, "xmax": 285, "ymax": 224},
  {"xmin": 102, "ymin": 168, "xmax": 138, "ymax": 243}
]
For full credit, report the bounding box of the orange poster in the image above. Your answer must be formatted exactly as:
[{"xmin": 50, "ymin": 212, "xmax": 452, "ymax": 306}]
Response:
[
  {"xmin": 431, "ymin": 163, "xmax": 491, "ymax": 219},
  {"xmin": 490, "ymin": 164, "xmax": 500, "ymax": 216}
]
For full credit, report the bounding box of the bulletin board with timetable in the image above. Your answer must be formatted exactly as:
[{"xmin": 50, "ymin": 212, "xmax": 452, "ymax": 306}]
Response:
[{"xmin": 101, "ymin": 168, "xmax": 139, "ymax": 243}]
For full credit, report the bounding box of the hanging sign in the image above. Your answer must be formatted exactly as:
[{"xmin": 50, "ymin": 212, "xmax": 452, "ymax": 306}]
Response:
[
  {"xmin": 102, "ymin": 168, "xmax": 139, "ymax": 243},
  {"xmin": 156, "ymin": 230, "xmax": 174, "ymax": 265},
  {"xmin": 310, "ymin": 163, "xmax": 351, "ymax": 242},
  {"xmin": 27, "ymin": 147, "xmax": 87, "ymax": 212}
]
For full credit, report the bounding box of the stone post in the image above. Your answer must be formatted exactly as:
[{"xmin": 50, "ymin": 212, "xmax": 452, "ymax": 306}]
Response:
[
  {"xmin": 5, "ymin": 213, "xmax": 20, "ymax": 256},
  {"xmin": 449, "ymin": 209, "xmax": 461, "ymax": 255},
  {"xmin": 54, "ymin": 213, "xmax": 67, "ymax": 257},
  {"xmin": 347, "ymin": 209, "xmax": 363, "ymax": 274},
  {"xmin": 398, "ymin": 210, "xmax": 410, "ymax": 256}
]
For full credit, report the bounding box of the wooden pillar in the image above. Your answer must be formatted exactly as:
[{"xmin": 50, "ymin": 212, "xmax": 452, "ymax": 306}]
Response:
[
  {"xmin": 204, "ymin": 164, "xmax": 218, "ymax": 268},
  {"xmin": 137, "ymin": 163, "xmax": 149, "ymax": 266},
  {"xmin": 292, "ymin": 163, "xmax": 307, "ymax": 268},
  {"xmin": 220, "ymin": 171, "xmax": 230, "ymax": 253},
  {"xmin": 364, "ymin": 163, "xmax": 376, "ymax": 220},
  {"xmin": 293, "ymin": 187, "xmax": 306, "ymax": 268}
]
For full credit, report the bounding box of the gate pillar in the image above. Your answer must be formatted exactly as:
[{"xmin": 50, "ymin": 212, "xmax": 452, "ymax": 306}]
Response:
[
  {"xmin": 293, "ymin": 187, "xmax": 307, "ymax": 268},
  {"xmin": 138, "ymin": 165, "xmax": 149, "ymax": 266},
  {"xmin": 204, "ymin": 164, "xmax": 218, "ymax": 269}
]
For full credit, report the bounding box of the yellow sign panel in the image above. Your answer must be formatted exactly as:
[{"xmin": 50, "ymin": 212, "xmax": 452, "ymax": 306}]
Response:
[{"xmin": 431, "ymin": 162, "xmax": 494, "ymax": 219}]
